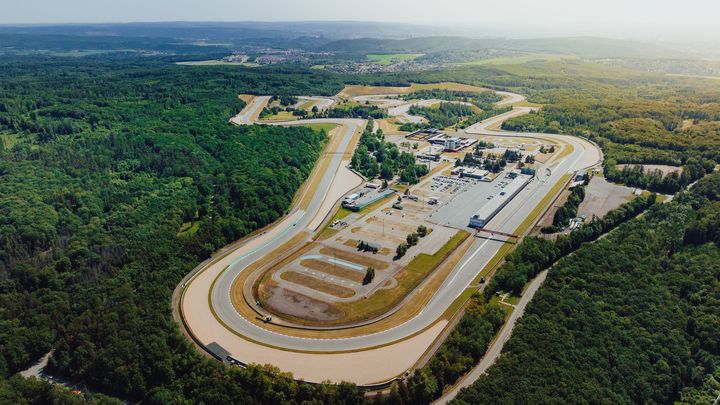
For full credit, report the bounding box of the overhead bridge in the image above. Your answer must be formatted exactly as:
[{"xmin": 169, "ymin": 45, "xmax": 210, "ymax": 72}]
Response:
[{"xmin": 473, "ymin": 228, "xmax": 518, "ymax": 240}]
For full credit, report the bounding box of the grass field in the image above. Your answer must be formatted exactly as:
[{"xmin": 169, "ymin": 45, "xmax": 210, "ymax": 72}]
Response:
[
  {"xmin": 300, "ymin": 123, "xmax": 339, "ymax": 133},
  {"xmin": 407, "ymin": 231, "xmax": 470, "ymax": 273},
  {"xmin": 259, "ymin": 111, "xmax": 299, "ymax": 122},
  {"xmin": 367, "ymin": 53, "xmax": 424, "ymax": 65}
]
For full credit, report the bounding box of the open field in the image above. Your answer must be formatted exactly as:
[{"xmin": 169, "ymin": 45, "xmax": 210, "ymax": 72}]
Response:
[
  {"xmin": 299, "ymin": 123, "xmax": 339, "ymax": 133},
  {"xmin": 367, "ymin": 53, "xmax": 424, "ymax": 65},
  {"xmin": 259, "ymin": 111, "xmax": 299, "ymax": 122}
]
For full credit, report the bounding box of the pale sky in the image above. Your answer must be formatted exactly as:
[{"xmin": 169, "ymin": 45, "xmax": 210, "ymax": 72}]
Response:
[{"xmin": 2, "ymin": 0, "xmax": 719, "ymax": 41}]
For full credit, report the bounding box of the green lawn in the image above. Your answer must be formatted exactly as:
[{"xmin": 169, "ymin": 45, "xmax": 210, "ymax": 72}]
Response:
[
  {"xmin": 366, "ymin": 53, "xmax": 424, "ymax": 65},
  {"xmin": 407, "ymin": 230, "xmax": 470, "ymax": 273}
]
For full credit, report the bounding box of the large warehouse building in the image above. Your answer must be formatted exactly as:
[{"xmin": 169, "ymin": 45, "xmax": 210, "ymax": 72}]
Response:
[{"xmin": 469, "ymin": 175, "xmax": 531, "ymax": 228}]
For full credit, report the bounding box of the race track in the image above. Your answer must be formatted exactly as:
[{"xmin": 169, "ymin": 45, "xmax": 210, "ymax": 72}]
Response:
[{"xmin": 178, "ymin": 89, "xmax": 603, "ymax": 384}]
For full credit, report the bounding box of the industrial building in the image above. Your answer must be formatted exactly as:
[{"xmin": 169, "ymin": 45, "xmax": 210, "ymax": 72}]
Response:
[
  {"xmin": 343, "ymin": 188, "xmax": 396, "ymax": 211},
  {"xmin": 469, "ymin": 175, "xmax": 531, "ymax": 228},
  {"xmin": 461, "ymin": 168, "xmax": 489, "ymax": 180},
  {"xmin": 444, "ymin": 137, "xmax": 460, "ymax": 152}
]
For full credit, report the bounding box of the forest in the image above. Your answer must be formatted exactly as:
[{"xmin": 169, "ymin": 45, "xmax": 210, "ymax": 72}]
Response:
[{"xmin": 0, "ymin": 57, "xmax": 366, "ymax": 403}]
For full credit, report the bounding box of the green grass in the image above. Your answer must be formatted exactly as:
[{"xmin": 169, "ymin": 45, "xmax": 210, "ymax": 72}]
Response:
[
  {"xmin": 367, "ymin": 53, "xmax": 424, "ymax": 65},
  {"xmin": 177, "ymin": 221, "xmax": 200, "ymax": 237},
  {"xmin": 332, "ymin": 207, "xmax": 354, "ymax": 221},
  {"xmin": 300, "ymin": 123, "xmax": 338, "ymax": 134},
  {"xmin": 442, "ymin": 288, "xmax": 476, "ymax": 319},
  {"xmin": 504, "ymin": 295, "xmax": 521, "ymax": 305},
  {"xmin": 259, "ymin": 111, "xmax": 299, "ymax": 122},
  {"xmin": 407, "ymin": 230, "xmax": 470, "ymax": 273}
]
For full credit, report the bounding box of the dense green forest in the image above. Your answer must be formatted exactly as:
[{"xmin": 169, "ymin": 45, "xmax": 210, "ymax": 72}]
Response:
[
  {"xmin": 0, "ymin": 57, "xmax": 368, "ymax": 403},
  {"xmin": 409, "ymin": 102, "xmax": 476, "ymax": 129},
  {"xmin": 453, "ymin": 173, "xmax": 720, "ymax": 404}
]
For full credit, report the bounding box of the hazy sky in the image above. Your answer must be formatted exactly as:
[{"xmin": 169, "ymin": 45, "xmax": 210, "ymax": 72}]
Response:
[{"xmin": 3, "ymin": 0, "xmax": 719, "ymax": 40}]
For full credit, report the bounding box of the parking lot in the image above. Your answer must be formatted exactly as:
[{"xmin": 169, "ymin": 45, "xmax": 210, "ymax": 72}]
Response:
[{"xmin": 426, "ymin": 173, "xmax": 509, "ymax": 229}]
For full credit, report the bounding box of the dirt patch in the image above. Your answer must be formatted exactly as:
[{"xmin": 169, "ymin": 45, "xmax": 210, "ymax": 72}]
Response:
[
  {"xmin": 264, "ymin": 286, "xmax": 344, "ymax": 321},
  {"xmin": 300, "ymin": 259, "xmax": 365, "ymax": 283},
  {"xmin": 281, "ymin": 271, "xmax": 356, "ymax": 298},
  {"xmin": 239, "ymin": 94, "xmax": 255, "ymax": 103},
  {"xmin": 376, "ymin": 119, "xmax": 402, "ymax": 135},
  {"xmin": 578, "ymin": 176, "xmax": 636, "ymax": 219},
  {"xmin": 681, "ymin": 119, "xmax": 695, "ymax": 130},
  {"xmin": 616, "ymin": 164, "xmax": 683, "ymax": 176},
  {"xmin": 343, "ymin": 239, "xmax": 360, "ymax": 248}
]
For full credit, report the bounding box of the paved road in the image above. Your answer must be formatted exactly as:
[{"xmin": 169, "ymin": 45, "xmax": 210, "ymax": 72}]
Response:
[
  {"xmin": 294, "ymin": 96, "xmax": 336, "ymax": 111},
  {"xmin": 179, "ymin": 91, "xmax": 603, "ymax": 382},
  {"xmin": 434, "ymin": 270, "xmax": 549, "ymax": 404},
  {"xmin": 495, "ymin": 90, "xmax": 527, "ymax": 106},
  {"xmin": 230, "ymin": 96, "xmax": 270, "ymax": 125}
]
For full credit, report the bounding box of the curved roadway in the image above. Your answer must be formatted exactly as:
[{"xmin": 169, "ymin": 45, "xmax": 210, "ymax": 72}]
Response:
[{"xmin": 179, "ymin": 90, "xmax": 602, "ymax": 384}]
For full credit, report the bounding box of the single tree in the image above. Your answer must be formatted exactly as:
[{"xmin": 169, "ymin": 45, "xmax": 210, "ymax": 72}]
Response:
[{"xmin": 363, "ymin": 267, "xmax": 375, "ymax": 285}]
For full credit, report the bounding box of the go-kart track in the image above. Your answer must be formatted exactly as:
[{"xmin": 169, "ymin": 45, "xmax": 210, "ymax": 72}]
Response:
[{"xmin": 176, "ymin": 86, "xmax": 602, "ymax": 386}]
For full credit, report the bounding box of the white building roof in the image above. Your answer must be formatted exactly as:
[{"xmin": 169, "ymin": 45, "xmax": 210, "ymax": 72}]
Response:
[{"xmin": 471, "ymin": 175, "xmax": 531, "ymax": 224}]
